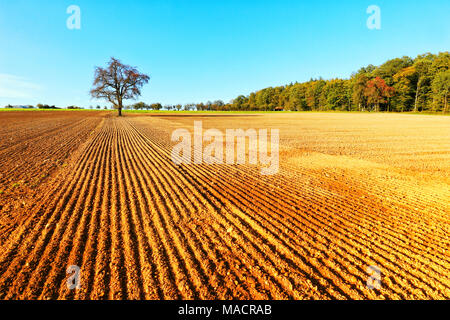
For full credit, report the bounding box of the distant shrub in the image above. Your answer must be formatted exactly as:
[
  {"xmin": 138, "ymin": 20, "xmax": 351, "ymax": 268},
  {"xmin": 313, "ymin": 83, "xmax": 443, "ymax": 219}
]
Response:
[{"xmin": 37, "ymin": 104, "xmax": 61, "ymax": 109}]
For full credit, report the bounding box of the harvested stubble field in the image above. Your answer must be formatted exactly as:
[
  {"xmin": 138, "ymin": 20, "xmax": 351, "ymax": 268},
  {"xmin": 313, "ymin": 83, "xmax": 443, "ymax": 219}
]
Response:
[{"xmin": 0, "ymin": 111, "xmax": 449, "ymax": 300}]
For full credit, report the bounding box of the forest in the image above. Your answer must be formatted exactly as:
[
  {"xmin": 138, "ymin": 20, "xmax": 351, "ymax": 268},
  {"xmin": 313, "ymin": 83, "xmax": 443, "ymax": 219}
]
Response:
[
  {"xmin": 212, "ymin": 52, "xmax": 449, "ymax": 112},
  {"xmin": 133, "ymin": 52, "xmax": 448, "ymax": 113}
]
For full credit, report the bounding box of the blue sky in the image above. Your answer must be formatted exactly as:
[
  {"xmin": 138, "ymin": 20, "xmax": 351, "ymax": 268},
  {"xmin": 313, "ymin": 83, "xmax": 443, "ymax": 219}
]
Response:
[{"xmin": 0, "ymin": 0, "xmax": 449, "ymax": 107}]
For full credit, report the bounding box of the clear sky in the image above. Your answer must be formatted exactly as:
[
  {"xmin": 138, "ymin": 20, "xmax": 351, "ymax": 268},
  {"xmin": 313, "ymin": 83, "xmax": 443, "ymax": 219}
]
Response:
[{"xmin": 0, "ymin": 0, "xmax": 449, "ymax": 107}]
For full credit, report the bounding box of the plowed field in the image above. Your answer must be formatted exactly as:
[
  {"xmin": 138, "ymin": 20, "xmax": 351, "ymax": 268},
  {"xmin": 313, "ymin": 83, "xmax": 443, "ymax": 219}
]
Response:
[{"xmin": 0, "ymin": 111, "xmax": 449, "ymax": 300}]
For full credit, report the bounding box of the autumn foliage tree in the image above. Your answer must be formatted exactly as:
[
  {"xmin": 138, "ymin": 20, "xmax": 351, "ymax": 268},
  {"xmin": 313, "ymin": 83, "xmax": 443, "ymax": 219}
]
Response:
[
  {"xmin": 90, "ymin": 58, "xmax": 150, "ymax": 116},
  {"xmin": 363, "ymin": 77, "xmax": 395, "ymax": 112}
]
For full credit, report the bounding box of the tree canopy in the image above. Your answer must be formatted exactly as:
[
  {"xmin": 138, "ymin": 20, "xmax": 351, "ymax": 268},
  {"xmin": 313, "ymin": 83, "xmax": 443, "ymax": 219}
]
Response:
[
  {"xmin": 187, "ymin": 52, "xmax": 449, "ymax": 113},
  {"xmin": 90, "ymin": 58, "xmax": 150, "ymax": 116},
  {"xmin": 107, "ymin": 52, "xmax": 449, "ymax": 114}
]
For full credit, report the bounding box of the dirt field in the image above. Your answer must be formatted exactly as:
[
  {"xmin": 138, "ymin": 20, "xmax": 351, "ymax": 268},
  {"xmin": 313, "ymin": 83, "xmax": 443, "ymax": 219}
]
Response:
[{"xmin": 0, "ymin": 111, "xmax": 448, "ymax": 300}]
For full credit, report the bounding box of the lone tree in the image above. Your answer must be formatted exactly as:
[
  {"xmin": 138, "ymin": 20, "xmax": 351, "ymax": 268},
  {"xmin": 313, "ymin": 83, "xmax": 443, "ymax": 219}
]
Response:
[{"xmin": 90, "ymin": 58, "xmax": 150, "ymax": 116}]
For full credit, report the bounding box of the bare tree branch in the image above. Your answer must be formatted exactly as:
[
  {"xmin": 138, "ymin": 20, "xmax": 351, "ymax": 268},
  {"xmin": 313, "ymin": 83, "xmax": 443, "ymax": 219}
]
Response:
[{"xmin": 90, "ymin": 57, "xmax": 150, "ymax": 116}]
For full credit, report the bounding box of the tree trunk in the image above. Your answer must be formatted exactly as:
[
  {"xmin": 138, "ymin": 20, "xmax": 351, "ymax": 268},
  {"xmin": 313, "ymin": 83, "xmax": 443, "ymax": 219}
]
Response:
[
  {"xmin": 414, "ymin": 78, "xmax": 421, "ymax": 112},
  {"xmin": 444, "ymin": 95, "xmax": 448, "ymax": 114},
  {"xmin": 118, "ymin": 99, "xmax": 123, "ymax": 116}
]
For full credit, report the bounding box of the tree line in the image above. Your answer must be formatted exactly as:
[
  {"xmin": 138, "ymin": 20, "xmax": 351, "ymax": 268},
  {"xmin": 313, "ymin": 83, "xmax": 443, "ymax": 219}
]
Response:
[
  {"xmin": 9, "ymin": 53, "xmax": 449, "ymax": 114},
  {"xmin": 220, "ymin": 52, "xmax": 449, "ymax": 113},
  {"xmin": 134, "ymin": 52, "xmax": 448, "ymax": 113}
]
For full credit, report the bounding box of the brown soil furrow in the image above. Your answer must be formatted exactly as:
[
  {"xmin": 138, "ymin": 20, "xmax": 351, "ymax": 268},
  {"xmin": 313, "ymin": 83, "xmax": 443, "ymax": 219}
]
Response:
[
  {"xmin": 144, "ymin": 127, "xmax": 449, "ymax": 294},
  {"xmin": 120, "ymin": 123, "xmax": 210, "ymax": 298},
  {"xmin": 110, "ymin": 131, "xmax": 182, "ymax": 300},
  {"xmin": 0, "ymin": 119, "xmax": 94, "ymax": 184},
  {"xmin": 119, "ymin": 126, "xmax": 203, "ymax": 300},
  {"xmin": 0, "ymin": 127, "xmax": 108, "ymax": 292},
  {"xmin": 0, "ymin": 118, "xmax": 86, "ymax": 156},
  {"xmin": 226, "ymin": 167, "xmax": 449, "ymax": 288},
  {"xmin": 112, "ymin": 139, "xmax": 164, "ymax": 300},
  {"xmin": 107, "ymin": 122, "xmax": 129, "ymax": 299},
  {"xmin": 133, "ymin": 117, "xmax": 446, "ymax": 248},
  {"xmin": 1, "ymin": 112, "xmax": 448, "ymax": 300},
  {"xmin": 87, "ymin": 124, "xmax": 115, "ymax": 300},
  {"xmin": 124, "ymin": 121, "xmax": 297, "ymax": 298},
  {"xmin": 113, "ymin": 122, "xmax": 146, "ymax": 299},
  {"xmin": 129, "ymin": 118, "xmax": 448, "ymax": 298},
  {"xmin": 279, "ymin": 163, "xmax": 449, "ymax": 228},
  {"xmin": 35, "ymin": 124, "xmax": 112, "ymax": 299},
  {"xmin": 59, "ymin": 124, "xmax": 115, "ymax": 300},
  {"xmin": 123, "ymin": 119, "xmax": 258, "ymax": 299},
  {"xmin": 0, "ymin": 118, "xmax": 105, "ymax": 243},
  {"xmin": 200, "ymin": 167, "xmax": 448, "ymax": 297},
  {"xmin": 4, "ymin": 125, "xmax": 110, "ymax": 299},
  {"xmin": 126, "ymin": 121, "xmax": 334, "ymax": 299},
  {"xmin": 126, "ymin": 124, "xmax": 384, "ymax": 298},
  {"xmin": 185, "ymin": 164, "xmax": 449, "ymax": 298},
  {"xmin": 278, "ymin": 164, "xmax": 449, "ymax": 243},
  {"xmin": 0, "ymin": 126, "xmax": 94, "ymax": 185}
]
